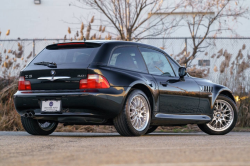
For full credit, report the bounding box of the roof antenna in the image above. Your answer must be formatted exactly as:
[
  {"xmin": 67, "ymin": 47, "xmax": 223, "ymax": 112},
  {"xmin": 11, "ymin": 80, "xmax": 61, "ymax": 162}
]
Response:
[{"xmin": 84, "ymin": 38, "xmax": 86, "ymax": 42}]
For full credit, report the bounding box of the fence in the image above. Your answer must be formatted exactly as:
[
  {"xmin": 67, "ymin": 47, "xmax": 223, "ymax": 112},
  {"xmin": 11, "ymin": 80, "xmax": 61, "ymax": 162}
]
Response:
[{"xmin": 1, "ymin": 37, "xmax": 250, "ymax": 89}]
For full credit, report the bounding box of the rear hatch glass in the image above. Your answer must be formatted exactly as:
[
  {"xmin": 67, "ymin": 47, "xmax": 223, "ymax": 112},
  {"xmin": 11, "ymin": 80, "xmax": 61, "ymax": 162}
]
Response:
[
  {"xmin": 22, "ymin": 43, "xmax": 101, "ymax": 90},
  {"xmin": 29, "ymin": 47, "xmax": 99, "ymax": 69}
]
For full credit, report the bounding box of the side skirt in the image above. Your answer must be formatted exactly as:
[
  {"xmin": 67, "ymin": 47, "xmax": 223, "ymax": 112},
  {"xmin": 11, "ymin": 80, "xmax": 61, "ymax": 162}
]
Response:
[{"xmin": 151, "ymin": 113, "xmax": 211, "ymax": 126}]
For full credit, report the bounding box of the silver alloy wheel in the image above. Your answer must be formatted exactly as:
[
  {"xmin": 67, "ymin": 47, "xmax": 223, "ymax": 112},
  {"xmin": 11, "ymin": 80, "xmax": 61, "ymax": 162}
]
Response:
[
  {"xmin": 129, "ymin": 95, "xmax": 150, "ymax": 131},
  {"xmin": 38, "ymin": 121, "xmax": 56, "ymax": 131},
  {"xmin": 207, "ymin": 99, "xmax": 234, "ymax": 131}
]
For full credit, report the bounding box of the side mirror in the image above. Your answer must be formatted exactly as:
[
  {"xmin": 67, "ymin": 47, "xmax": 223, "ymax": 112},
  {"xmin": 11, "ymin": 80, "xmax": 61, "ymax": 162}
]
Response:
[{"xmin": 179, "ymin": 67, "xmax": 187, "ymax": 78}]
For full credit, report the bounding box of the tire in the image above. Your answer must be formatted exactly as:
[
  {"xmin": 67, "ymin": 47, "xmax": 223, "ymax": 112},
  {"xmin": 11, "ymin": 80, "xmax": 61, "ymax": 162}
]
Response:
[
  {"xmin": 21, "ymin": 117, "xmax": 58, "ymax": 135},
  {"xmin": 146, "ymin": 126, "xmax": 158, "ymax": 134},
  {"xmin": 198, "ymin": 95, "xmax": 237, "ymax": 135},
  {"xmin": 113, "ymin": 89, "xmax": 151, "ymax": 136}
]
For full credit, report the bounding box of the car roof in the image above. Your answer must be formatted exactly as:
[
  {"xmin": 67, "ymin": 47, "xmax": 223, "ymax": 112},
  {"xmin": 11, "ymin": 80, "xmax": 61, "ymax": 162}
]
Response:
[
  {"xmin": 47, "ymin": 40, "xmax": 140, "ymax": 45},
  {"xmin": 46, "ymin": 40, "xmax": 162, "ymax": 51}
]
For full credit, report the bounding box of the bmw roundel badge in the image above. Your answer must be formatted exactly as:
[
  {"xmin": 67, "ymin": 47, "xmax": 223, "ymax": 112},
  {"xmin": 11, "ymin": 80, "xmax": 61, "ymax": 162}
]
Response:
[
  {"xmin": 49, "ymin": 102, "xmax": 53, "ymax": 107},
  {"xmin": 51, "ymin": 70, "xmax": 56, "ymax": 76}
]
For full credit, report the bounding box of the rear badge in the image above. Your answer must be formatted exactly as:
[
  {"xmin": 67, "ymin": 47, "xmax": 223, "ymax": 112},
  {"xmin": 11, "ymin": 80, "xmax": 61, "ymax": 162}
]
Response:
[
  {"xmin": 25, "ymin": 75, "xmax": 32, "ymax": 78},
  {"xmin": 77, "ymin": 74, "xmax": 86, "ymax": 77},
  {"xmin": 51, "ymin": 70, "xmax": 56, "ymax": 76}
]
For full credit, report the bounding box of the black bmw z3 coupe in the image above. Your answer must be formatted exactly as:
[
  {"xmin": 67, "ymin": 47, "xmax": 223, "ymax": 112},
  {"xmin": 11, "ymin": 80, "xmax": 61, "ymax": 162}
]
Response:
[{"xmin": 14, "ymin": 41, "xmax": 237, "ymax": 136}]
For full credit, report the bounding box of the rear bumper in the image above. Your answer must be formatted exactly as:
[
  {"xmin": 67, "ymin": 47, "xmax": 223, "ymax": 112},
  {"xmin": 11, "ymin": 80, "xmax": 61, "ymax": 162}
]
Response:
[{"xmin": 14, "ymin": 87, "xmax": 128, "ymax": 122}]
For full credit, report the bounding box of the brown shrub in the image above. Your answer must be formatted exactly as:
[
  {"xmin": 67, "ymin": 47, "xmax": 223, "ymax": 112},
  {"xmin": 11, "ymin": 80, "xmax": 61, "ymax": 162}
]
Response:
[
  {"xmin": 187, "ymin": 66, "xmax": 209, "ymax": 78},
  {"xmin": 237, "ymin": 96, "xmax": 250, "ymax": 127},
  {"xmin": 0, "ymin": 78, "xmax": 22, "ymax": 131}
]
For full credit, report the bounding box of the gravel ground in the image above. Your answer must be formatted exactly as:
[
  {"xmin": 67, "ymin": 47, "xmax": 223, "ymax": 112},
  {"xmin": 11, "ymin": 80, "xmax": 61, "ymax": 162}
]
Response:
[{"xmin": 0, "ymin": 131, "xmax": 250, "ymax": 166}]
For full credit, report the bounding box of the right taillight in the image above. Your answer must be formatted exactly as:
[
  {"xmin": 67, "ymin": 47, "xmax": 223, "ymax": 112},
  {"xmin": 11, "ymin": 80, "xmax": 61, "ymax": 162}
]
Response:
[
  {"xmin": 18, "ymin": 76, "xmax": 31, "ymax": 90},
  {"xmin": 80, "ymin": 74, "xmax": 110, "ymax": 89}
]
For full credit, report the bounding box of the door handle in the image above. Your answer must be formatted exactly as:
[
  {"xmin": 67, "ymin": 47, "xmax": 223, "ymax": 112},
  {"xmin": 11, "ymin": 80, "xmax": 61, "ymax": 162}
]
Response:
[{"xmin": 160, "ymin": 82, "xmax": 168, "ymax": 86}]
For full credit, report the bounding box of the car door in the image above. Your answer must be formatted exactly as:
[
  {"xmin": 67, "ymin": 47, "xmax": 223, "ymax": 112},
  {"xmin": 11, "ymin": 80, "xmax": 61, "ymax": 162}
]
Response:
[{"xmin": 138, "ymin": 47, "xmax": 200, "ymax": 114}]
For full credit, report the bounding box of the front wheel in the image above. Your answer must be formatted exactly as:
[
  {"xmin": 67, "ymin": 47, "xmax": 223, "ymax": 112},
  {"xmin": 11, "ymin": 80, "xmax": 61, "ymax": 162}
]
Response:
[
  {"xmin": 113, "ymin": 89, "xmax": 151, "ymax": 136},
  {"xmin": 21, "ymin": 117, "xmax": 58, "ymax": 135},
  {"xmin": 198, "ymin": 95, "xmax": 237, "ymax": 135}
]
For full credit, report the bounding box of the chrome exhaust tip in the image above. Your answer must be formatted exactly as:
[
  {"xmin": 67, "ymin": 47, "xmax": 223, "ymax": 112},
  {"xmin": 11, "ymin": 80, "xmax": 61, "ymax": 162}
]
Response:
[{"xmin": 28, "ymin": 112, "xmax": 34, "ymax": 118}]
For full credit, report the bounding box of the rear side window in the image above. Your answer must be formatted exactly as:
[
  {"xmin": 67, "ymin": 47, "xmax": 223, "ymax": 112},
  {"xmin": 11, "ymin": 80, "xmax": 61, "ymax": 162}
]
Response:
[
  {"xmin": 109, "ymin": 46, "xmax": 148, "ymax": 73},
  {"xmin": 30, "ymin": 48, "xmax": 98, "ymax": 66}
]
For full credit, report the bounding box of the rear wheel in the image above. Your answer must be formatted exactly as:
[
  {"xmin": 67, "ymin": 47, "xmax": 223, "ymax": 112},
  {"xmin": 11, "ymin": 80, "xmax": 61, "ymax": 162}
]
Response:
[
  {"xmin": 21, "ymin": 117, "xmax": 58, "ymax": 135},
  {"xmin": 113, "ymin": 89, "xmax": 151, "ymax": 136},
  {"xmin": 198, "ymin": 95, "xmax": 237, "ymax": 135},
  {"xmin": 146, "ymin": 126, "xmax": 158, "ymax": 134}
]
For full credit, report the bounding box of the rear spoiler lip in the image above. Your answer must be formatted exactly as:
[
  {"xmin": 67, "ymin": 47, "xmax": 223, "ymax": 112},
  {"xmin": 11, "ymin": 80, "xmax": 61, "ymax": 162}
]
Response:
[{"xmin": 46, "ymin": 42, "xmax": 102, "ymax": 49}]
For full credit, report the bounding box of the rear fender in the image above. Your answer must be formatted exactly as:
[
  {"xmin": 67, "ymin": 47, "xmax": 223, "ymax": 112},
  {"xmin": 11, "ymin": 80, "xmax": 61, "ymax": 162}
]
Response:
[{"xmin": 119, "ymin": 81, "xmax": 157, "ymax": 115}]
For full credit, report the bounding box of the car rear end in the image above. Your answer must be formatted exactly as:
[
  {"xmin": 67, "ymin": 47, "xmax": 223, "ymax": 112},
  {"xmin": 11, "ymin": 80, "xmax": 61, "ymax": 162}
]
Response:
[{"xmin": 14, "ymin": 42, "xmax": 125, "ymax": 125}]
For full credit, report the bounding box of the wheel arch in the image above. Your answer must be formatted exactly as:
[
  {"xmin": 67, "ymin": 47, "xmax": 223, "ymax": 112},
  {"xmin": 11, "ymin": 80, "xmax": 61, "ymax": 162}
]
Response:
[
  {"xmin": 212, "ymin": 87, "xmax": 236, "ymax": 109},
  {"xmin": 121, "ymin": 82, "xmax": 155, "ymax": 117},
  {"xmin": 219, "ymin": 90, "xmax": 236, "ymax": 103}
]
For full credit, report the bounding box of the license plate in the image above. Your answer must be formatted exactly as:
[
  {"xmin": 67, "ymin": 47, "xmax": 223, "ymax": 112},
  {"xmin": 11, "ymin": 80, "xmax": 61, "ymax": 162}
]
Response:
[{"xmin": 41, "ymin": 100, "xmax": 61, "ymax": 112}]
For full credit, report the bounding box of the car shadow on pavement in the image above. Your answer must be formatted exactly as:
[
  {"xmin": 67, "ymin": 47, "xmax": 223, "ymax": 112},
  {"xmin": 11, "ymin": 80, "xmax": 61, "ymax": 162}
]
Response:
[
  {"xmin": 47, "ymin": 132, "xmax": 206, "ymax": 138},
  {"xmin": 0, "ymin": 131, "xmax": 208, "ymax": 137}
]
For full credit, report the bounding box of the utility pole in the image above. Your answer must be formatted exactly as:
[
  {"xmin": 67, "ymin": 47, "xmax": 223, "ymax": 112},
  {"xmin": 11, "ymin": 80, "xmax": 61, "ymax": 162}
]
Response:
[{"xmin": 33, "ymin": 39, "xmax": 35, "ymax": 57}]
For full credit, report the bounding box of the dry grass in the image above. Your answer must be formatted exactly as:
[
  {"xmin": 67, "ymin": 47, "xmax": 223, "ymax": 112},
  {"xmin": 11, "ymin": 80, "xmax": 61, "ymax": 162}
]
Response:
[
  {"xmin": 0, "ymin": 77, "xmax": 22, "ymax": 131},
  {"xmin": 236, "ymin": 96, "xmax": 250, "ymax": 127},
  {"xmin": 56, "ymin": 124, "xmax": 116, "ymax": 133}
]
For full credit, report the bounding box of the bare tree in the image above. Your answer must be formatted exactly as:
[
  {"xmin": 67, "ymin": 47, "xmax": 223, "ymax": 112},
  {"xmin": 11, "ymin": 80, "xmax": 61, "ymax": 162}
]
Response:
[
  {"xmin": 70, "ymin": 0, "xmax": 184, "ymax": 41},
  {"xmin": 178, "ymin": 0, "xmax": 249, "ymax": 67}
]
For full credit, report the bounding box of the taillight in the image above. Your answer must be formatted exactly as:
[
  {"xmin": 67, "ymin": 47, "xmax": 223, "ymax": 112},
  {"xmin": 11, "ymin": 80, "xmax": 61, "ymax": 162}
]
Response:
[
  {"xmin": 80, "ymin": 74, "xmax": 110, "ymax": 89},
  {"xmin": 18, "ymin": 76, "xmax": 31, "ymax": 90}
]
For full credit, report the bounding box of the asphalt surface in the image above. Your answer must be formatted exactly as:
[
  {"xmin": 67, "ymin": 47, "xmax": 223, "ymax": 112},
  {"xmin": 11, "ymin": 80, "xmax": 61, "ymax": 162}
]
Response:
[{"xmin": 0, "ymin": 132, "xmax": 250, "ymax": 166}]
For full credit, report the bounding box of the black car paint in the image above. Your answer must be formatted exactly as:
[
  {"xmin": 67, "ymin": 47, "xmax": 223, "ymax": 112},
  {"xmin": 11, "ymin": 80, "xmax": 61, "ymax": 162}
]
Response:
[{"xmin": 14, "ymin": 41, "xmax": 236, "ymax": 126}]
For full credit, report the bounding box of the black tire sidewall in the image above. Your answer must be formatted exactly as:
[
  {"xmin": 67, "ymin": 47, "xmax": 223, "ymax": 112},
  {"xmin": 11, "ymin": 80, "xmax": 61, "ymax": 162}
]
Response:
[
  {"xmin": 124, "ymin": 89, "xmax": 151, "ymax": 136},
  {"xmin": 146, "ymin": 126, "xmax": 158, "ymax": 134},
  {"xmin": 21, "ymin": 117, "xmax": 58, "ymax": 135},
  {"xmin": 198, "ymin": 95, "xmax": 238, "ymax": 135}
]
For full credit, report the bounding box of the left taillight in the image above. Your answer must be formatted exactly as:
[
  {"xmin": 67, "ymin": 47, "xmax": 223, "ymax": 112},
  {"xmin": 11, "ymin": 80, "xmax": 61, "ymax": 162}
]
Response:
[
  {"xmin": 79, "ymin": 74, "xmax": 110, "ymax": 89},
  {"xmin": 18, "ymin": 76, "xmax": 31, "ymax": 90}
]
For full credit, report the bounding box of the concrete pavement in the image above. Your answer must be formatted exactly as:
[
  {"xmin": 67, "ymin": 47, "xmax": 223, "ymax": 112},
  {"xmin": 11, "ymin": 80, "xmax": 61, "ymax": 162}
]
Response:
[{"xmin": 0, "ymin": 131, "xmax": 250, "ymax": 166}]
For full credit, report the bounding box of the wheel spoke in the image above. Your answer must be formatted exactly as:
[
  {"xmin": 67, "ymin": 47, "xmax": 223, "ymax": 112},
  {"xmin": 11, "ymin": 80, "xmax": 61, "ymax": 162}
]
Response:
[
  {"xmin": 130, "ymin": 104, "xmax": 136, "ymax": 110},
  {"xmin": 135, "ymin": 118, "xmax": 138, "ymax": 128},
  {"xmin": 130, "ymin": 111, "xmax": 136, "ymax": 117},
  {"xmin": 138, "ymin": 118, "xmax": 141, "ymax": 128},
  {"xmin": 131, "ymin": 100, "xmax": 136, "ymax": 107},
  {"xmin": 131, "ymin": 115, "xmax": 137, "ymax": 121},
  {"xmin": 136, "ymin": 98, "xmax": 140, "ymax": 107}
]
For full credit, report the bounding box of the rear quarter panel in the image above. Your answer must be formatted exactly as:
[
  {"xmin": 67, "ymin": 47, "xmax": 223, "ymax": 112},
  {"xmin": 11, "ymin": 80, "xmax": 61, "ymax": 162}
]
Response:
[{"xmin": 87, "ymin": 64, "xmax": 157, "ymax": 113}]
